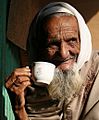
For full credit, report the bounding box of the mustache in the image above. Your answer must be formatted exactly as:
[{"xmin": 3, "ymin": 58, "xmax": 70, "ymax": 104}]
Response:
[{"xmin": 51, "ymin": 55, "xmax": 77, "ymax": 64}]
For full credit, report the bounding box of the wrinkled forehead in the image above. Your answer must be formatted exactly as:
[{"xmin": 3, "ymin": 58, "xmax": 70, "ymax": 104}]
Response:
[
  {"xmin": 40, "ymin": 12, "xmax": 76, "ymax": 24},
  {"xmin": 40, "ymin": 13, "xmax": 79, "ymax": 32}
]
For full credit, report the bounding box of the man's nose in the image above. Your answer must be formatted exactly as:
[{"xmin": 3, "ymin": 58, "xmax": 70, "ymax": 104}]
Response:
[{"xmin": 60, "ymin": 41, "xmax": 69, "ymax": 59}]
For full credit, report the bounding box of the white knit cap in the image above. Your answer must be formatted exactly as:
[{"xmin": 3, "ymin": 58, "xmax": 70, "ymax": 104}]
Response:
[{"xmin": 36, "ymin": 2, "xmax": 92, "ymax": 70}]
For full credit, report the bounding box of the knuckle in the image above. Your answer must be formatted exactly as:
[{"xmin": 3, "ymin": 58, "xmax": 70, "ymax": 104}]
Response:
[
  {"xmin": 5, "ymin": 82, "xmax": 9, "ymax": 88},
  {"xmin": 5, "ymin": 77, "xmax": 13, "ymax": 89},
  {"xmin": 22, "ymin": 81, "xmax": 30, "ymax": 87},
  {"xmin": 13, "ymin": 70, "xmax": 17, "ymax": 76},
  {"xmin": 13, "ymin": 68, "xmax": 20, "ymax": 76}
]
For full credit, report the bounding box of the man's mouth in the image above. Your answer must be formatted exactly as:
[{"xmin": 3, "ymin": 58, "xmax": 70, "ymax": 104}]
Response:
[
  {"xmin": 56, "ymin": 57, "xmax": 76, "ymax": 70},
  {"xmin": 60, "ymin": 57, "xmax": 75, "ymax": 64},
  {"xmin": 56, "ymin": 56, "xmax": 76, "ymax": 64},
  {"xmin": 63, "ymin": 57, "xmax": 74, "ymax": 62}
]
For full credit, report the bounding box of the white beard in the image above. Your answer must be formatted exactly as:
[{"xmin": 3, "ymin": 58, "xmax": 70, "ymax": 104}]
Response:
[{"xmin": 48, "ymin": 64, "xmax": 83, "ymax": 104}]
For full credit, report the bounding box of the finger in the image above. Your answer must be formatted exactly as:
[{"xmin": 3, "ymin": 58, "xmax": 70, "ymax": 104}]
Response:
[
  {"xmin": 17, "ymin": 66, "xmax": 31, "ymax": 73},
  {"xmin": 5, "ymin": 75, "xmax": 30, "ymax": 89},
  {"xmin": 10, "ymin": 80, "xmax": 31, "ymax": 95},
  {"xmin": 13, "ymin": 67, "xmax": 31, "ymax": 78},
  {"xmin": 5, "ymin": 66, "xmax": 31, "ymax": 89},
  {"xmin": 16, "ymin": 76, "xmax": 30, "ymax": 83},
  {"xmin": 13, "ymin": 76, "xmax": 31, "ymax": 87},
  {"xmin": 5, "ymin": 75, "xmax": 16, "ymax": 88}
]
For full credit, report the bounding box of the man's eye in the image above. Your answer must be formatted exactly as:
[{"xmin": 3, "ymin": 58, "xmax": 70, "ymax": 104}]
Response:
[
  {"xmin": 47, "ymin": 45, "xmax": 59, "ymax": 52},
  {"xmin": 67, "ymin": 38, "xmax": 77, "ymax": 46}
]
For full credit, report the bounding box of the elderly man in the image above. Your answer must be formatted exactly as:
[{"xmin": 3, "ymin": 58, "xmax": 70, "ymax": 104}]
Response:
[{"xmin": 5, "ymin": 2, "xmax": 99, "ymax": 120}]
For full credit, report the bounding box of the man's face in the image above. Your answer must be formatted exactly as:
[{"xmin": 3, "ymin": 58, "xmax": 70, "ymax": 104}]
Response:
[{"xmin": 40, "ymin": 15, "xmax": 80, "ymax": 70}]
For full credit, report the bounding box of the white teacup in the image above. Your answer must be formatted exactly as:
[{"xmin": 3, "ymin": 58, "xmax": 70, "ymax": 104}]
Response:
[{"xmin": 32, "ymin": 62, "xmax": 55, "ymax": 86}]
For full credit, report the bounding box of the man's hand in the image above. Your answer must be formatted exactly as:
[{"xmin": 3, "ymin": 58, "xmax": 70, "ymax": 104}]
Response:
[{"xmin": 5, "ymin": 66, "xmax": 31, "ymax": 120}]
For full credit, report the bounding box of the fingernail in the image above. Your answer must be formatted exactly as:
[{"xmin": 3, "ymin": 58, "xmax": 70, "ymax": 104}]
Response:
[
  {"xmin": 26, "ymin": 66, "xmax": 29, "ymax": 68},
  {"xmin": 29, "ymin": 72, "xmax": 31, "ymax": 76}
]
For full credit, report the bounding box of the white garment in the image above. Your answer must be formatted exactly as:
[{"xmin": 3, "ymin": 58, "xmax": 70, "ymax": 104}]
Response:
[{"xmin": 36, "ymin": 2, "xmax": 92, "ymax": 70}]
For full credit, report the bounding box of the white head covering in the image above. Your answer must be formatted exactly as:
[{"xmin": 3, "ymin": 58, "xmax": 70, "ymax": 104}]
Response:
[{"xmin": 35, "ymin": 2, "xmax": 92, "ymax": 70}]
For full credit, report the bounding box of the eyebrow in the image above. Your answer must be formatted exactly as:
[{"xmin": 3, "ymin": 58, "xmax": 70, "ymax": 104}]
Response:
[
  {"xmin": 48, "ymin": 37, "xmax": 58, "ymax": 43},
  {"xmin": 47, "ymin": 38, "xmax": 59, "ymax": 47}
]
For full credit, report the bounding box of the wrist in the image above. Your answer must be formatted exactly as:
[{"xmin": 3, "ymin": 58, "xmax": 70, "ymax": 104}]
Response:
[{"xmin": 15, "ymin": 106, "xmax": 28, "ymax": 120}]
